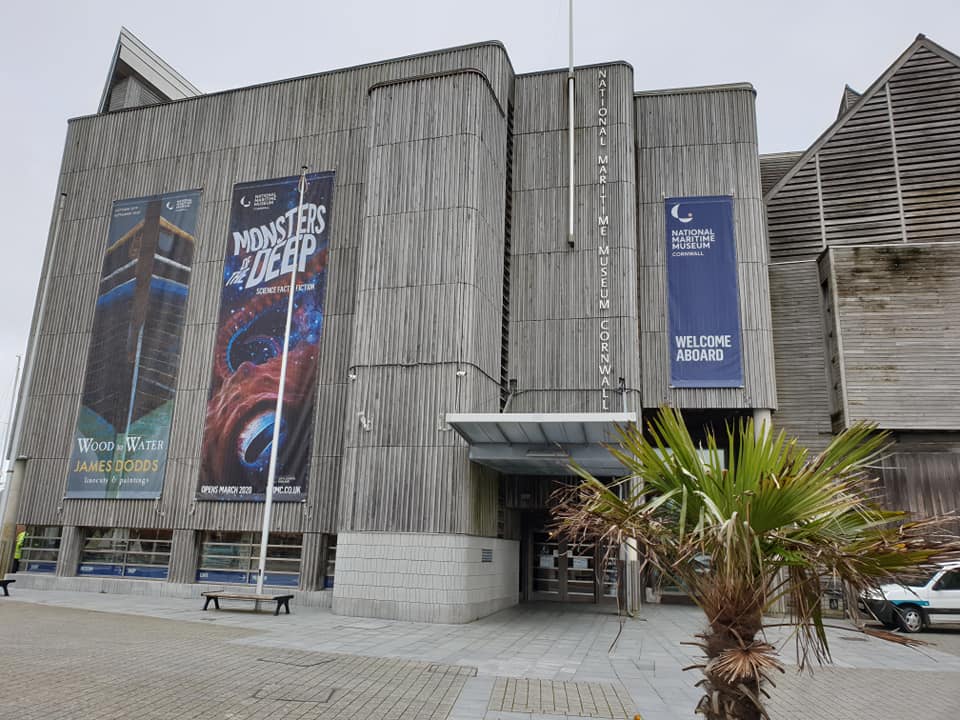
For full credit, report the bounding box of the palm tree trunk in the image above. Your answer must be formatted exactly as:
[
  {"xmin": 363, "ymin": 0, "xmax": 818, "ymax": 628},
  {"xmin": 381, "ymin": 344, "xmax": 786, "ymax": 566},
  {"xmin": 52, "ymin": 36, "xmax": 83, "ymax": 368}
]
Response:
[{"xmin": 695, "ymin": 620, "xmax": 766, "ymax": 720}]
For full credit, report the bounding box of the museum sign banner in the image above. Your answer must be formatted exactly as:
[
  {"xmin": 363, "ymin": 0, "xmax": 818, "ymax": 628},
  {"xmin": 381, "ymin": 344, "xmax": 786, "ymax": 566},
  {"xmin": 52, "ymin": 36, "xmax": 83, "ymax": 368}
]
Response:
[
  {"xmin": 66, "ymin": 190, "xmax": 201, "ymax": 498},
  {"xmin": 665, "ymin": 195, "xmax": 743, "ymax": 388},
  {"xmin": 197, "ymin": 172, "xmax": 334, "ymax": 501}
]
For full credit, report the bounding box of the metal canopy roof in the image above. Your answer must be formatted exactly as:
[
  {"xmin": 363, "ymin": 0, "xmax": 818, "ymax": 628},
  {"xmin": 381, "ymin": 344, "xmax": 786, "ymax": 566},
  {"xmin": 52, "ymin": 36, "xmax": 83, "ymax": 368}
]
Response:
[{"xmin": 445, "ymin": 412, "xmax": 638, "ymax": 476}]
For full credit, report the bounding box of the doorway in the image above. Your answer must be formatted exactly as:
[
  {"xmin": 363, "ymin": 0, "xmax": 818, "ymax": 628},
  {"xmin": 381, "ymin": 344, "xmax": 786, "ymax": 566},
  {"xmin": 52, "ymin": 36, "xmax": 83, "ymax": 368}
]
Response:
[{"xmin": 520, "ymin": 510, "xmax": 618, "ymax": 604}]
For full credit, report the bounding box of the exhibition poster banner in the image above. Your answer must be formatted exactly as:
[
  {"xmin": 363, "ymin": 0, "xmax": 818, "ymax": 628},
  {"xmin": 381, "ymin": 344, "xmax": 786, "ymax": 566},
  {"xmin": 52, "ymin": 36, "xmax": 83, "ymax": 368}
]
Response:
[
  {"xmin": 665, "ymin": 195, "xmax": 744, "ymax": 388},
  {"xmin": 66, "ymin": 190, "xmax": 201, "ymax": 498},
  {"xmin": 197, "ymin": 172, "xmax": 334, "ymax": 501}
]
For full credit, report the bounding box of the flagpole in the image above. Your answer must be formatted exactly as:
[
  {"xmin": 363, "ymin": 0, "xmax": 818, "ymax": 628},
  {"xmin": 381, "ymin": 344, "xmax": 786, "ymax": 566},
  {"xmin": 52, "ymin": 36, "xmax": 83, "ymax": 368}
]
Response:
[
  {"xmin": 567, "ymin": 0, "xmax": 576, "ymax": 247},
  {"xmin": 255, "ymin": 166, "xmax": 308, "ymax": 595}
]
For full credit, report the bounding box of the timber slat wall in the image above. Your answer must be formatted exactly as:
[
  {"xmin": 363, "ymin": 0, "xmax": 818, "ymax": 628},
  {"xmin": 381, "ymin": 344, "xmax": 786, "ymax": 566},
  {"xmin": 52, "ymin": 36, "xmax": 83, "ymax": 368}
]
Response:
[
  {"xmin": 823, "ymin": 244, "xmax": 960, "ymax": 430},
  {"xmin": 880, "ymin": 451, "xmax": 960, "ymax": 533},
  {"xmin": 337, "ymin": 70, "xmax": 507, "ymax": 535},
  {"xmin": 759, "ymin": 152, "xmax": 803, "ymax": 196},
  {"xmin": 767, "ymin": 262, "xmax": 833, "ymax": 451},
  {"xmin": 507, "ymin": 64, "xmax": 640, "ymax": 414},
  {"xmin": 635, "ymin": 85, "xmax": 777, "ymax": 410},
  {"xmin": 16, "ymin": 43, "xmax": 514, "ymax": 542},
  {"xmin": 766, "ymin": 38, "xmax": 960, "ymax": 445}
]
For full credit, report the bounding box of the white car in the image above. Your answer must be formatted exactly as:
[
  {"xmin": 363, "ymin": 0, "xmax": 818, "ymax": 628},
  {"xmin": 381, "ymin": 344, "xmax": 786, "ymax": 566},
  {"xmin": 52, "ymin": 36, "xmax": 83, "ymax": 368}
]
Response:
[{"xmin": 859, "ymin": 562, "xmax": 960, "ymax": 632}]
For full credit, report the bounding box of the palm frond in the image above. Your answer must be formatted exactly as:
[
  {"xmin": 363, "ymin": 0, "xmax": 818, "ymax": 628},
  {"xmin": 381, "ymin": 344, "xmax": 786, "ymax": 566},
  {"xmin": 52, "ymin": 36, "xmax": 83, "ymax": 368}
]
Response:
[{"xmin": 551, "ymin": 406, "xmax": 960, "ymax": 683}]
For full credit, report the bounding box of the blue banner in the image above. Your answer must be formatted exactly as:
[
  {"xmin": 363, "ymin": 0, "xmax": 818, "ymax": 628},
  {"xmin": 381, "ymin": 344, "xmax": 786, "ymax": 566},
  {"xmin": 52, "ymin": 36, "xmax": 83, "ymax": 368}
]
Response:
[{"xmin": 665, "ymin": 196, "xmax": 743, "ymax": 388}]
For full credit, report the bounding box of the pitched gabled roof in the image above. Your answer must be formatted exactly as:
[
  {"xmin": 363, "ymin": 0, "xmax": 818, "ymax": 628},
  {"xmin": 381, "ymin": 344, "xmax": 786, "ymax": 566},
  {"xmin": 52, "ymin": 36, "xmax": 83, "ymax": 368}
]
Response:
[
  {"xmin": 837, "ymin": 84, "xmax": 861, "ymax": 118},
  {"xmin": 98, "ymin": 27, "xmax": 201, "ymax": 114},
  {"xmin": 765, "ymin": 34, "xmax": 960, "ymax": 202}
]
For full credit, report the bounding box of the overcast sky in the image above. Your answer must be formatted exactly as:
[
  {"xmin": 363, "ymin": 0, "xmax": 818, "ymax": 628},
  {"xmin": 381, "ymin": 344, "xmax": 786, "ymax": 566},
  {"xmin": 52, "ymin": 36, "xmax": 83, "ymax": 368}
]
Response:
[{"xmin": 0, "ymin": 0, "xmax": 958, "ymax": 437}]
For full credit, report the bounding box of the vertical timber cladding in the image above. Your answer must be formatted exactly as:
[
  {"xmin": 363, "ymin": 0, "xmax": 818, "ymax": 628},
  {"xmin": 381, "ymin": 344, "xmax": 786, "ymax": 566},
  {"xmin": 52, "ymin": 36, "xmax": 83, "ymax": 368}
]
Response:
[
  {"xmin": 635, "ymin": 85, "xmax": 776, "ymax": 410},
  {"xmin": 18, "ymin": 42, "xmax": 514, "ymax": 536},
  {"xmin": 339, "ymin": 69, "xmax": 508, "ymax": 535},
  {"xmin": 509, "ymin": 64, "xmax": 639, "ymax": 413}
]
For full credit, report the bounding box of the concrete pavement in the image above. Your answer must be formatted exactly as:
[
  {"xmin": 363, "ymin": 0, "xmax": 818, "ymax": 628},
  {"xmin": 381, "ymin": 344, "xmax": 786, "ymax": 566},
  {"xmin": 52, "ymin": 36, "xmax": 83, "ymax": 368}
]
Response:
[{"xmin": 2, "ymin": 586, "xmax": 959, "ymax": 718}]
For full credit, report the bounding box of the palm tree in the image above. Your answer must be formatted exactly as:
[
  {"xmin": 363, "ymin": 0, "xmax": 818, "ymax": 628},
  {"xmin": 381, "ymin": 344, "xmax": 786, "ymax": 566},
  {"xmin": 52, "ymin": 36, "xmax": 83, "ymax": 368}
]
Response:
[{"xmin": 551, "ymin": 407, "xmax": 959, "ymax": 720}]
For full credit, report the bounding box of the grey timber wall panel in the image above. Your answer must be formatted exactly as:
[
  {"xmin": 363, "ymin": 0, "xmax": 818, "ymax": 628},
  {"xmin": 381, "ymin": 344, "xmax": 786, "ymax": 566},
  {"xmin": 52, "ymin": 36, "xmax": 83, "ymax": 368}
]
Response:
[
  {"xmin": 508, "ymin": 65, "xmax": 640, "ymax": 414},
  {"xmin": 889, "ymin": 48, "xmax": 960, "ymax": 242},
  {"xmin": 339, "ymin": 70, "xmax": 507, "ymax": 535},
  {"xmin": 768, "ymin": 262, "xmax": 833, "ymax": 451},
  {"xmin": 759, "ymin": 152, "xmax": 803, "ymax": 195},
  {"xmin": 819, "ymin": 256, "xmax": 846, "ymax": 431},
  {"xmin": 879, "ymin": 451, "xmax": 960, "ymax": 533},
  {"xmin": 827, "ymin": 243, "xmax": 960, "ymax": 430},
  {"xmin": 817, "ymin": 91, "xmax": 901, "ymax": 246},
  {"xmin": 766, "ymin": 159, "xmax": 824, "ymax": 261},
  {"xmin": 636, "ymin": 86, "xmax": 776, "ymax": 410},
  {"xmin": 16, "ymin": 43, "xmax": 514, "ymax": 541},
  {"xmin": 766, "ymin": 45, "xmax": 960, "ymax": 266}
]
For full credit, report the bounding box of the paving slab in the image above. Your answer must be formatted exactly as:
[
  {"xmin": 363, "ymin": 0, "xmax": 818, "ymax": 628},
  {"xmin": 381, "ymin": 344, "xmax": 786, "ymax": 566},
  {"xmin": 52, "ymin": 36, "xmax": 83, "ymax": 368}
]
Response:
[{"xmin": 3, "ymin": 587, "xmax": 960, "ymax": 718}]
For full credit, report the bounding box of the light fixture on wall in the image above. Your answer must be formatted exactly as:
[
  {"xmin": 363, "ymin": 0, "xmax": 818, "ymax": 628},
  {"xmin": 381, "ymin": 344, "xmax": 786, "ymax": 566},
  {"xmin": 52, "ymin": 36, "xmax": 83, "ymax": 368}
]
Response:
[{"xmin": 358, "ymin": 411, "xmax": 373, "ymax": 432}]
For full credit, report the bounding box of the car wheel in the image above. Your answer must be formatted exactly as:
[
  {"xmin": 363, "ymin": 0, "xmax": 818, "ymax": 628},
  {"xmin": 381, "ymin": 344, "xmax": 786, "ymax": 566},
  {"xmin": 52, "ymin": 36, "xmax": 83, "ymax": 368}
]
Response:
[{"xmin": 896, "ymin": 605, "xmax": 924, "ymax": 633}]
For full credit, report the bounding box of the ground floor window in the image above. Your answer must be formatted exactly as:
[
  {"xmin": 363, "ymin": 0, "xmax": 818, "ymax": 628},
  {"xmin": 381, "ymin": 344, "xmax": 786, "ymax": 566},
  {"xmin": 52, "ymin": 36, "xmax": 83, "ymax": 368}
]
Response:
[
  {"xmin": 324, "ymin": 535, "xmax": 336, "ymax": 589},
  {"xmin": 196, "ymin": 531, "xmax": 301, "ymax": 588},
  {"xmin": 21, "ymin": 525, "xmax": 61, "ymax": 573},
  {"xmin": 78, "ymin": 528, "xmax": 172, "ymax": 579}
]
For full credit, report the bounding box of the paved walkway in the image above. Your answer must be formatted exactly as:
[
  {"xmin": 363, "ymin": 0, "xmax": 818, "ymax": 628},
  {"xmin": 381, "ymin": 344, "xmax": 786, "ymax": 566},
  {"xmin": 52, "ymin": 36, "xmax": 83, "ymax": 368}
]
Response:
[{"xmin": 2, "ymin": 587, "xmax": 960, "ymax": 718}]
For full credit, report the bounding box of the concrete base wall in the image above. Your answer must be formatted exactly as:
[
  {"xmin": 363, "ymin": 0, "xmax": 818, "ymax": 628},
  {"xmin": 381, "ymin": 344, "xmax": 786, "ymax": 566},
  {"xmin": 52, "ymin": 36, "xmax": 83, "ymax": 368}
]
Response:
[
  {"xmin": 6, "ymin": 572, "xmax": 333, "ymax": 608},
  {"xmin": 332, "ymin": 532, "xmax": 519, "ymax": 623}
]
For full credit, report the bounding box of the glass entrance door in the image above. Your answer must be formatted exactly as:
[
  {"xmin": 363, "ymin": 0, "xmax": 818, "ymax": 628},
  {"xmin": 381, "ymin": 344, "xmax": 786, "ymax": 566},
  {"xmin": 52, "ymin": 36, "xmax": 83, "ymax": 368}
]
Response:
[{"xmin": 530, "ymin": 530, "xmax": 612, "ymax": 603}]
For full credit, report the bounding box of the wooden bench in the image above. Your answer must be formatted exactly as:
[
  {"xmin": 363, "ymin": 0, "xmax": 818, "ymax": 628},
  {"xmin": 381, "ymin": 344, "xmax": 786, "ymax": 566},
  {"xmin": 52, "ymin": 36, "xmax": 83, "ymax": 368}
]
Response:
[
  {"xmin": 202, "ymin": 590, "xmax": 293, "ymax": 616},
  {"xmin": 0, "ymin": 579, "xmax": 13, "ymax": 597}
]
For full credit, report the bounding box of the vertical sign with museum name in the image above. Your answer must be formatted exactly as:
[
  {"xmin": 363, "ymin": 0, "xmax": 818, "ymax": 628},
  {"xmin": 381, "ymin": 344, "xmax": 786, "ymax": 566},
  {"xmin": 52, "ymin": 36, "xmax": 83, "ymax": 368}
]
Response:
[
  {"xmin": 665, "ymin": 195, "xmax": 744, "ymax": 388},
  {"xmin": 597, "ymin": 67, "xmax": 613, "ymax": 410}
]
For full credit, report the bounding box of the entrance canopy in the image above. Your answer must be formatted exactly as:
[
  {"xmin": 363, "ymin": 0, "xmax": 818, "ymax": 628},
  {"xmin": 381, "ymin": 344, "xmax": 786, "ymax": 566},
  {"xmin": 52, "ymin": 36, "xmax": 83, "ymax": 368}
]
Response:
[{"xmin": 445, "ymin": 412, "xmax": 639, "ymax": 476}]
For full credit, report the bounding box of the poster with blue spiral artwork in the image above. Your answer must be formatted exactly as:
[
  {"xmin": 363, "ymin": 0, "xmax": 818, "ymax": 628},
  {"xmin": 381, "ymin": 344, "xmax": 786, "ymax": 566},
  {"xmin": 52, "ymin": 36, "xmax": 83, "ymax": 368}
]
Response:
[{"xmin": 197, "ymin": 172, "xmax": 334, "ymax": 501}]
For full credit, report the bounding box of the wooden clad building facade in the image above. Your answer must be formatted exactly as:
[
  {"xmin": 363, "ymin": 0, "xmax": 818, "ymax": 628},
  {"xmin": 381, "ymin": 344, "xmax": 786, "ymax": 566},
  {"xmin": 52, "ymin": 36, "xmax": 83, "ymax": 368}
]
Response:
[
  {"xmin": 766, "ymin": 35, "xmax": 960, "ymax": 531},
  {"xmin": 8, "ymin": 31, "xmax": 960, "ymax": 622}
]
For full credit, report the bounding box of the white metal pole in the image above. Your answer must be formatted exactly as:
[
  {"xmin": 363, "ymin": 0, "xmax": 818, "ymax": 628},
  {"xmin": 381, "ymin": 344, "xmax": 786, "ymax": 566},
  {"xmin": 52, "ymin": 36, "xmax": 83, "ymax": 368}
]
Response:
[
  {"xmin": 255, "ymin": 168, "xmax": 308, "ymax": 595},
  {"xmin": 567, "ymin": 0, "xmax": 575, "ymax": 247}
]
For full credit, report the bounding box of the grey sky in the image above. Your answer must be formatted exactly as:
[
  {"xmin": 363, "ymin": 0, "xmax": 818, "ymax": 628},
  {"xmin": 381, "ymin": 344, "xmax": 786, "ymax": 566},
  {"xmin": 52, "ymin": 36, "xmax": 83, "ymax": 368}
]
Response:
[{"xmin": 0, "ymin": 0, "xmax": 958, "ymax": 428}]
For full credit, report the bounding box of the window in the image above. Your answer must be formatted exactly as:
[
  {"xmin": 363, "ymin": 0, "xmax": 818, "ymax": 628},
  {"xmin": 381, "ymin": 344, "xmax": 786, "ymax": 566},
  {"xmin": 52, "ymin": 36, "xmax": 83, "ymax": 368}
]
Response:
[
  {"xmin": 196, "ymin": 532, "xmax": 301, "ymax": 588},
  {"xmin": 935, "ymin": 570, "xmax": 960, "ymax": 591},
  {"xmin": 324, "ymin": 535, "xmax": 336, "ymax": 589},
  {"xmin": 21, "ymin": 526, "xmax": 62, "ymax": 573},
  {"xmin": 78, "ymin": 528, "xmax": 172, "ymax": 579}
]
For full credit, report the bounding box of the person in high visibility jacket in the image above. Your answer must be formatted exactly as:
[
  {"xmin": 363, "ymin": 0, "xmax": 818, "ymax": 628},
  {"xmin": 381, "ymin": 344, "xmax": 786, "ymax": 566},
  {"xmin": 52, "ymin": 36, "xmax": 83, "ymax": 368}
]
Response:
[{"xmin": 13, "ymin": 525, "xmax": 26, "ymax": 573}]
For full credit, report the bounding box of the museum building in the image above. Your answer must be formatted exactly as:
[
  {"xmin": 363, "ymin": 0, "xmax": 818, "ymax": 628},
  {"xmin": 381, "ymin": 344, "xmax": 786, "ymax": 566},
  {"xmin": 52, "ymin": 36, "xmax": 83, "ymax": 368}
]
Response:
[{"xmin": 8, "ymin": 29, "xmax": 960, "ymax": 623}]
